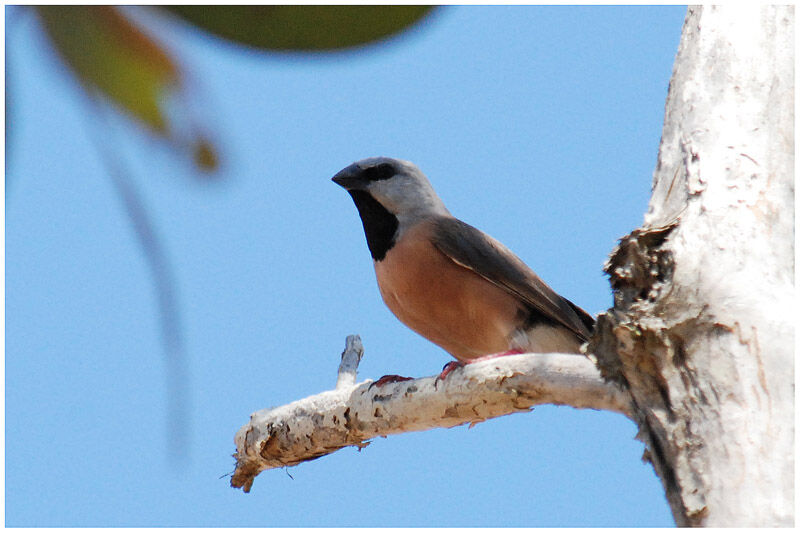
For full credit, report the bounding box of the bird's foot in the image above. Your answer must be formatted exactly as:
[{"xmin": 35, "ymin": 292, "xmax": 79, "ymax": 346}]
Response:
[
  {"xmin": 369, "ymin": 374, "xmax": 414, "ymax": 389},
  {"xmin": 435, "ymin": 349, "xmax": 526, "ymax": 385},
  {"xmin": 436, "ymin": 361, "xmax": 465, "ymax": 383}
]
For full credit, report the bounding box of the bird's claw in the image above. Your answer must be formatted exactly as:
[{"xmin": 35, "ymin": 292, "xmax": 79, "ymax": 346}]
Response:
[
  {"xmin": 435, "ymin": 361, "xmax": 465, "ymax": 386},
  {"xmin": 435, "ymin": 350, "xmax": 524, "ymax": 386},
  {"xmin": 369, "ymin": 374, "xmax": 414, "ymax": 389}
]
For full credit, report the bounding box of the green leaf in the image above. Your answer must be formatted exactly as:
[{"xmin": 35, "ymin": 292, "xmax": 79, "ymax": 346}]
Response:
[
  {"xmin": 163, "ymin": 5, "xmax": 436, "ymax": 51},
  {"xmin": 35, "ymin": 6, "xmax": 218, "ymax": 171},
  {"xmin": 36, "ymin": 6, "xmax": 178, "ymax": 133}
]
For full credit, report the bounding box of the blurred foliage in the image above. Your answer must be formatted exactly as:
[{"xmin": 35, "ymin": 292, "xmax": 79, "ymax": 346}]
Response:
[
  {"xmin": 165, "ymin": 5, "xmax": 435, "ymax": 51},
  {"xmin": 32, "ymin": 5, "xmax": 435, "ymax": 172},
  {"xmin": 35, "ymin": 6, "xmax": 216, "ymax": 171},
  {"xmin": 37, "ymin": 6, "xmax": 177, "ymax": 134}
]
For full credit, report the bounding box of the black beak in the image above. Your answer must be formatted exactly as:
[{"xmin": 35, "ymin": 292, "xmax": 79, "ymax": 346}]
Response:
[{"xmin": 331, "ymin": 163, "xmax": 365, "ymax": 190}]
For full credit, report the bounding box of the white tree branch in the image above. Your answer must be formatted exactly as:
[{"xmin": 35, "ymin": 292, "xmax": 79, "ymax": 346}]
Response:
[{"xmin": 231, "ymin": 336, "xmax": 630, "ymax": 492}]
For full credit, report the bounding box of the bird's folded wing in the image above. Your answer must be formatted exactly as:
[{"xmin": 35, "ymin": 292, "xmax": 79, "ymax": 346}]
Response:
[{"xmin": 430, "ymin": 216, "xmax": 592, "ymax": 341}]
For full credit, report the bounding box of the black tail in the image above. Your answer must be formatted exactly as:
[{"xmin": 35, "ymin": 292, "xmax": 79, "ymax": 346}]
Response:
[{"xmin": 565, "ymin": 299, "xmax": 595, "ymax": 340}]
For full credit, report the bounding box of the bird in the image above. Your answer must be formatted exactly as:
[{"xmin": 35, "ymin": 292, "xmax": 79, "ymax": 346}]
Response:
[{"xmin": 332, "ymin": 157, "xmax": 594, "ymax": 382}]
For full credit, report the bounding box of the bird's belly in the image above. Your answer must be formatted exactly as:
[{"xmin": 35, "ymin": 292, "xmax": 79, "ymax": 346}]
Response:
[{"xmin": 374, "ymin": 232, "xmax": 523, "ymax": 361}]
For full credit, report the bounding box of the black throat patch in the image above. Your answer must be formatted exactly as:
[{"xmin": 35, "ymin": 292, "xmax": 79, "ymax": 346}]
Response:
[{"xmin": 347, "ymin": 190, "xmax": 399, "ymax": 261}]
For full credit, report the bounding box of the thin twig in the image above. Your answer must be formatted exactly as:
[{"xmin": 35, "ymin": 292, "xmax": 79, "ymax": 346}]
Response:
[{"xmin": 82, "ymin": 93, "xmax": 190, "ymax": 460}]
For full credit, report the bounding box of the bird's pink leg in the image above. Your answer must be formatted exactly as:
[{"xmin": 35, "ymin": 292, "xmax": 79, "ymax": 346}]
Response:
[{"xmin": 436, "ymin": 349, "xmax": 526, "ymax": 382}]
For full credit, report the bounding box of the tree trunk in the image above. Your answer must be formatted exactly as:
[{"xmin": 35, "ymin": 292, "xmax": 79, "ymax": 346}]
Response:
[{"xmin": 588, "ymin": 5, "xmax": 794, "ymax": 527}]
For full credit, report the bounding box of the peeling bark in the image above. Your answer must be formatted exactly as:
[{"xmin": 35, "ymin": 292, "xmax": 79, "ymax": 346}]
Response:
[{"xmin": 588, "ymin": 5, "xmax": 794, "ymax": 527}]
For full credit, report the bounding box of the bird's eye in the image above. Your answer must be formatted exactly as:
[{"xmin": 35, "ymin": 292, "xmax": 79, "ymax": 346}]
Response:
[{"xmin": 364, "ymin": 163, "xmax": 396, "ymax": 182}]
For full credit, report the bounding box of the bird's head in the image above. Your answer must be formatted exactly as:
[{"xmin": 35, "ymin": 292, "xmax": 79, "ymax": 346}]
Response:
[{"xmin": 332, "ymin": 157, "xmax": 449, "ymax": 220}]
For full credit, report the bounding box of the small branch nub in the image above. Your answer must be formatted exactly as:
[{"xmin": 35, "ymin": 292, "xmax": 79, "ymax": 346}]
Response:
[{"xmin": 336, "ymin": 335, "xmax": 364, "ymax": 389}]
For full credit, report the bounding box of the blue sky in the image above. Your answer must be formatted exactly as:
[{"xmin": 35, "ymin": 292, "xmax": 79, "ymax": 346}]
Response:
[{"xmin": 6, "ymin": 5, "xmax": 686, "ymax": 527}]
